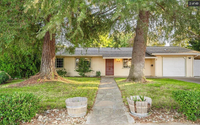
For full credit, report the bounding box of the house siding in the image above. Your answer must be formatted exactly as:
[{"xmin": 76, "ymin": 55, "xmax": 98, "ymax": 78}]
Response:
[{"xmin": 61, "ymin": 57, "xmax": 155, "ymax": 77}]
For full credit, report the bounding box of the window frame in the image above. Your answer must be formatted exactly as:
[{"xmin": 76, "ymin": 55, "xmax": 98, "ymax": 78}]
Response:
[
  {"xmin": 123, "ymin": 59, "xmax": 131, "ymax": 68},
  {"xmin": 55, "ymin": 58, "xmax": 64, "ymax": 68}
]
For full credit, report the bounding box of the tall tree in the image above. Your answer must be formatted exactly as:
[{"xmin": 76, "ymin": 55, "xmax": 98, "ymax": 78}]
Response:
[
  {"xmin": 1, "ymin": 0, "xmax": 119, "ymax": 83},
  {"xmin": 127, "ymin": 10, "xmax": 149, "ymax": 82},
  {"xmin": 125, "ymin": 0, "xmax": 199, "ymax": 82}
]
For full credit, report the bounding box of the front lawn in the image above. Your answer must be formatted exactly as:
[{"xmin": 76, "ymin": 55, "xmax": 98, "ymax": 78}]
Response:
[
  {"xmin": 0, "ymin": 77, "xmax": 100, "ymax": 111},
  {"xmin": 115, "ymin": 78, "xmax": 200, "ymax": 109}
]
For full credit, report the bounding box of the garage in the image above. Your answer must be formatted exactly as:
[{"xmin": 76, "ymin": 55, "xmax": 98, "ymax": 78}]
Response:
[
  {"xmin": 193, "ymin": 60, "xmax": 200, "ymax": 76},
  {"xmin": 163, "ymin": 57, "xmax": 186, "ymax": 77}
]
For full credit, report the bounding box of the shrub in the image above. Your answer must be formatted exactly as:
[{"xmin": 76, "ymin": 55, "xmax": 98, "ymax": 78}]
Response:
[
  {"xmin": 0, "ymin": 92, "xmax": 40, "ymax": 125},
  {"xmin": 0, "ymin": 71, "xmax": 9, "ymax": 84},
  {"xmin": 0, "ymin": 40, "xmax": 42, "ymax": 79},
  {"xmin": 96, "ymin": 71, "xmax": 101, "ymax": 77},
  {"xmin": 75, "ymin": 58, "xmax": 92, "ymax": 77},
  {"xmin": 172, "ymin": 90, "xmax": 200, "ymax": 121},
  {"xmin": 57, "ymin": 68, "xmax": 67, "ymax": 77}
]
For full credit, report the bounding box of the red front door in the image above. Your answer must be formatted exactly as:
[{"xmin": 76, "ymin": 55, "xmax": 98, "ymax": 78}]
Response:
[{"xmin": 106, "ymin": 59, "xmax": 114, "ymax": 75}]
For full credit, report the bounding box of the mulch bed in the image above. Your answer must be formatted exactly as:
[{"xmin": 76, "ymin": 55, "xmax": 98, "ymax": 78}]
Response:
[{"xmin": 9, "ymin": 74, "xmax": 69, "ymax": 87}]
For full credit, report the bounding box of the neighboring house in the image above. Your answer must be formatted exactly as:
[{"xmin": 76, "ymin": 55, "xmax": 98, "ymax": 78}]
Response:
[{"xmin": 56, "ymin": 47, "xmax": 200, "ymax": 77}]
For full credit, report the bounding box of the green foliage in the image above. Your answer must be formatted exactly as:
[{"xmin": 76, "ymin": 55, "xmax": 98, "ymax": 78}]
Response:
[
  {"xmin": 57, "ymin": 68, "xmax": 67, "ymax": 77},
  {"xmin": 115, "ymin": 78, "xmax": 200, "ymax": 110},
  {"xmin": 0, "ymin": 92, "xmax": 40, "ymax": 125},
  {"xmin": 188, "ymin": 40, "xmax": 200, "ymax": 51},
  {"xmin": 75, "ymin": 58, "xmax": 92, "ymax": 77},
  {"xmin": 172, "ymin": 90, "xmax": 200, "ymax": 121},
  {"xmin": 96, "ymin": 71, "xmax": 101, "ymax": 77},
  {"xmin": 0, "ymin": 71, "xmax": 9, "ymax": 84},
  {"xmin": 0, "ymin": 41, "xmax": 42, "ymax": 78},
  {"xmin": 0, "ymin": 0, "xmax": 43, "ymax": 78},
  {"xmin": 0, "ymin": 77, "xmax": 100, "ymax": 111},
  {"xmin": 139, "ymin": 95, "xmax": 146, "ymax": 101},
  {"xmin": 132, "ymin": 96, "xmax": 140, "ymax": 103}
]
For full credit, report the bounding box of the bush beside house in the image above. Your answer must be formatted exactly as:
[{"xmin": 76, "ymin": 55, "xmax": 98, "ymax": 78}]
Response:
[{"xmin": 75, "ymin": 58, "xmax": 92, "ymax": 77}]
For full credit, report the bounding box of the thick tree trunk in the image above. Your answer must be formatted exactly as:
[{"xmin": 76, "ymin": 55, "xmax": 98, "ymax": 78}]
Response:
[
  {"xmin": 126, "ymin": 10, "xmax": 149, "ymax": 83},
  {"xmin": 40, "ymin": 31, "xmax": 58, "ymax": 79},
  {"xmin": 40, "ymin": 15, "xmax": 58, "ymax": 79}
]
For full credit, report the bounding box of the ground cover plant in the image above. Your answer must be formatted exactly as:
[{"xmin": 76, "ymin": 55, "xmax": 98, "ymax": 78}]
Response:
[
  {"xmin": 0, "ymin": 92, "xmax": 40, "ymax": 125},
  {"xmin": 115, "ymin": 78, "xmax": 200, "ymax": 111},
  {"xmin": 0, "ymin": 77, "xmax": 100, "ymax": 111},
  {"xmin": 0, "ymin": 71, "xmax": 9, "ymax": 84},
  {"xmin": 172, "ymin": 90, "xmax": 200, "ymax": 121}
]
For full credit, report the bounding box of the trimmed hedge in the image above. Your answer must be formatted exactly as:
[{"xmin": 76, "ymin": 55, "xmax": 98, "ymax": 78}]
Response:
[
  {"xmin": 0, "ymin": 92, "xmax": 40, "ymax": 125},
  {"xmin": 0, "ymin": 71, "xmax": 9, "ymax": 84},
  {"xmin": 172, "ymin": 90, "xmax": 200, "ymax": 121}
]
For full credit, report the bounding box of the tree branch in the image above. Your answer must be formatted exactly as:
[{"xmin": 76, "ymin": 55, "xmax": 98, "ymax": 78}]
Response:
[
  {"xmin": 156, "ymin": 2, "xmax": 165, "ymax": 11},
  {"xmin": 94, "ymin": 5, "xmax": 117, "ymax": 16},
  {"xmin": 187, "ymin": 30, "xmax": 200, "ymax": 40}
]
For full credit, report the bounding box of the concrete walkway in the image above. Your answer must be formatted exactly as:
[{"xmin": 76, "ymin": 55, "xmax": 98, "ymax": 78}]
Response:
[{"xmin": 86, "ymin": 77, "xmax": 135, "ymax": 125}]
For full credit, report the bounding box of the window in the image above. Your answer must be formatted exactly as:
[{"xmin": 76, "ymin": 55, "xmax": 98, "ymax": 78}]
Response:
[
  {"xmin": 56, "ymin": 58, "xmax": 64, "ymax": 68},
  {"xmin": 123, "ymin": 59, "xmax": 131, "ymax": 68},
  {"xmin": 75, "ymin": 58, "xmax": 91, "ymax": 68}
]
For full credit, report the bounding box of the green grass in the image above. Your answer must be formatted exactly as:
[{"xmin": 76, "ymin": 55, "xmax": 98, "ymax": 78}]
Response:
[
  {"xmin": 115, "ymin": 78, "xmax": 200, "ymax": 110},
  {"xmin": 0, "ymin": 79, "xmax": 24, "ymax": 88},
  {"xmin": 0, "ymin": 77, "xmax": 100, "ymax": 111}
]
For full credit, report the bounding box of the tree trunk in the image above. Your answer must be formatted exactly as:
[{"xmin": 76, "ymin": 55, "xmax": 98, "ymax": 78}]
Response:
[
  {"xmin": 126, "ymin": 10, "xmax": 149, "ymax": 83},
  {"xmin": 40, "ymin": 15, "xmax": 58, "ymax": 79}
]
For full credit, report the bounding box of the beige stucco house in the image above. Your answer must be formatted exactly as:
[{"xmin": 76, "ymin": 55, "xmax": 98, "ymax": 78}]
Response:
[{"xmin": 56, "ymin": 47, "xmax": 200, "ymax": 77}]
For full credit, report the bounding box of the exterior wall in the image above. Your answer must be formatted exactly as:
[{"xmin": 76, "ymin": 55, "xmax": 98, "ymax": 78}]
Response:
[
  {"xmin": 113, "ymin": 59, "xmax": 155, "ymax": 77},
  {"xmin": 145, "ymin": 59, "xmax": 155, "ymax": 76},
  {"xmin": 155, "ymin": 55, "xmax": 194, "ymax": 77},
  {"xmin": 90, "ymin": 57, "xmax": 105, "ymax": 76},
  {"xmin": 60, "ymin": 56, "xmax": 155, "ymax": 77},
  {"xmin": 114, "ymin": 59, "xmax": 130, "ymax": 76},
  {"xmin": 62, "ymin": 56, "xmax": 105, "ymax": 76},
  {"xmin": 155, "ymin": 56, "xmax": 163, "ymax": 77},
  {"xmin": 58, "ymin": 55, "xmax": 194, "ymax": 77},
  {"xmin": 186, "ymin": 56, "xmax": 193, "ymax": 77}
]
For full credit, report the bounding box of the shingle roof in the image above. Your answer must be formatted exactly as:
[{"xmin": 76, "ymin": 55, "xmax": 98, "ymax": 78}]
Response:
[
  {"xmin": 56, "ymin": 47, "xmax": 200, "ymax": 57},
  {"xmin": 146, "ymin": 46, "xmax": 200, "ymax": 54}
]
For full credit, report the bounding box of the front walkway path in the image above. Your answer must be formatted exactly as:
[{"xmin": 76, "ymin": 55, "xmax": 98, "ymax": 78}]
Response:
[{"xmin": 86, "ymin": 77, "xmax": 135, "ymax": 125}]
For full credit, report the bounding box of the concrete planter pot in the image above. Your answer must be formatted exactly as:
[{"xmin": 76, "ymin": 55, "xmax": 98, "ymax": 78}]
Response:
[
  {"xmin": 65, "ymin": 97, "xmax": 87, "ymax": 117},
  {"xmin": 127, "ymin": 95, "xmax": 152, "ymax": 117}
]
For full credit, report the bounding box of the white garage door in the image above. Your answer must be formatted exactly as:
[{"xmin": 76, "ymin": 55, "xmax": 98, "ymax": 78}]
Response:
[
  {"xmin": 163, "ymin": 57, "xmax": 185, "ymax": 77},
  {"xmin": 194, "ymin": 60, "xmax": 200, "ymax": 76}
]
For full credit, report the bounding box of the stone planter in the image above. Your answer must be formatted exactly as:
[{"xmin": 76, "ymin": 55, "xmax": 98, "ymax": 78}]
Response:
[
  {"xmin": 65, "ymin": 97, "xmax": 87, "ymax": 117},
  {"xmin": 127, "ymin": 95, "xmax": 152, "ymax": 117}
]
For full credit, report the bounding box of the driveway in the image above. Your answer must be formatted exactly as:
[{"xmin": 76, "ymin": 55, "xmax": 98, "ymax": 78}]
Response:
[{"xmin": 167, "ymin": 77, "xmax": 200, "ymax": 84}]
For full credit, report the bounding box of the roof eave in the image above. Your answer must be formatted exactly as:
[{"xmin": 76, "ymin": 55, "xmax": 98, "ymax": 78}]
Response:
[
  {"xmin": 56, "ymin": 54, "xmax": 103, "ymax": 57},
  {"xmin": 152, "ymin": 53, "xmax": 199, "ymax": 55},
  {"xmin": 103, "ymin": 57, "xmax": 157, "ymax": 59}
]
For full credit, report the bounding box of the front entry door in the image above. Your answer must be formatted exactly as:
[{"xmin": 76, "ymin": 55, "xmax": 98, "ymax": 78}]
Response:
[{"xmin": 106, "ymin": 59, "xmax": 114, "ymax": 75}]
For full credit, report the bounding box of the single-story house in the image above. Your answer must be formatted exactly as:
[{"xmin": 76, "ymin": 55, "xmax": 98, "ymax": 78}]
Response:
[{"xmin": 56, "ymin": 47, "xmax": 200, "ymax": 77}]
